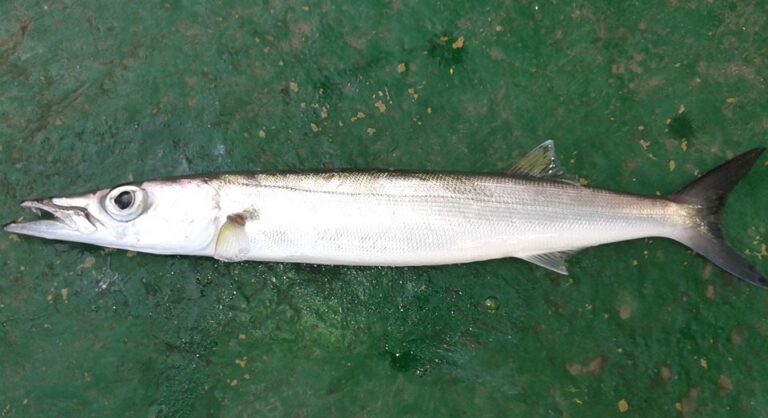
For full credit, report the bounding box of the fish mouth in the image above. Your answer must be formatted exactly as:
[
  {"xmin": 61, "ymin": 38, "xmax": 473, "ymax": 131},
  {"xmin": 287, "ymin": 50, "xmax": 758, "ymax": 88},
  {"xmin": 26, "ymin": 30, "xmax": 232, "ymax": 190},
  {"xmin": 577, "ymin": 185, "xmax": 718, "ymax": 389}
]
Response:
[{"xmin": 4, "ymin": 199, "xmax": 98, "ymax": 239}]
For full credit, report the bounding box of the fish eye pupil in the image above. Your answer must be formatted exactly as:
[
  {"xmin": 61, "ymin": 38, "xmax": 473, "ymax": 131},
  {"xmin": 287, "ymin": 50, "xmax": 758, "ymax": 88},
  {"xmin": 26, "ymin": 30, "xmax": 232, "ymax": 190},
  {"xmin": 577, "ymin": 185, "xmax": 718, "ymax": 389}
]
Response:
[{"xmin": 114, "ymin": 191, "xmax": 133, "ymax": 210}]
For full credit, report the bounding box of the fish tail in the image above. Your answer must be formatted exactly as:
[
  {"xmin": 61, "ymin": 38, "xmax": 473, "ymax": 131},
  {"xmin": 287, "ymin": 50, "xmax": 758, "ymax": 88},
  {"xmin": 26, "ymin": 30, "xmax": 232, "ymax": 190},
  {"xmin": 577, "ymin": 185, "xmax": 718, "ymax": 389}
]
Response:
[{"xmin": 669, "ymin": 147, "xmax": 766, "ymax": 288}]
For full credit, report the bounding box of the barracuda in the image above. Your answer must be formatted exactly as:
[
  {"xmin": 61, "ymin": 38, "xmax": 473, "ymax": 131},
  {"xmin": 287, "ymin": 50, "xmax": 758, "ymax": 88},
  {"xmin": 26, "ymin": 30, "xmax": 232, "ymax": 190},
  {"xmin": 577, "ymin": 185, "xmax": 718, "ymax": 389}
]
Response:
[{"xmin": 4, "ymin": 141, "xmax": 766, "ymax": 288}]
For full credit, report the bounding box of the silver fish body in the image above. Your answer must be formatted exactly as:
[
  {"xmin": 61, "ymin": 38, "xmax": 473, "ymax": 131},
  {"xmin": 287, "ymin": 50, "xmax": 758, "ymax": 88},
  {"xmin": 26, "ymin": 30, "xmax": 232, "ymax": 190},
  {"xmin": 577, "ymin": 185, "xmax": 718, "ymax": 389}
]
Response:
[
  {"xmin": 5, "ymin": 141, "xmax": 766, "ymax": 288},
  {"xmin": 213, "ymin": 172, "xmax": 685, "ymax": 267}
]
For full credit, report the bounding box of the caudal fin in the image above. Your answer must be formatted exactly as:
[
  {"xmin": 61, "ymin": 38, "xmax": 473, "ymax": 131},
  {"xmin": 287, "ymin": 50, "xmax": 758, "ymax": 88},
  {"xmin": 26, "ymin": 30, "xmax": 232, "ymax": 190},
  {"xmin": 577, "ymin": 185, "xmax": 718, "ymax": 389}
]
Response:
[{"xmin": 669, "ymin": 148, "xmax": 767, "ymax": 289}]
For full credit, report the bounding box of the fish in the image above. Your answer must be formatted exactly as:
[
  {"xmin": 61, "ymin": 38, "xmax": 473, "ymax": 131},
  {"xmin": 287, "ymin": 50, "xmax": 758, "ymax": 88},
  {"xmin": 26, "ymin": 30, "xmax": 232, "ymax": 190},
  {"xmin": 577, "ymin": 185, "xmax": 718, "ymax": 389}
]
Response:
[{"xmin": 4, "ymin": 141, "xmax": 766, "ymax": 288}]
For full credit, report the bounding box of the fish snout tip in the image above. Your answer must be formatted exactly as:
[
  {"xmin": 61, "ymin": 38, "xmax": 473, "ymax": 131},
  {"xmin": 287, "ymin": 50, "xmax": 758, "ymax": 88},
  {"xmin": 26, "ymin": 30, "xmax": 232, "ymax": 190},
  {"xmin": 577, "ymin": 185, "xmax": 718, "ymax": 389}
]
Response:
[{"xmin": 3, "ymin": 221, "xmax": 24, "ymax": 234}]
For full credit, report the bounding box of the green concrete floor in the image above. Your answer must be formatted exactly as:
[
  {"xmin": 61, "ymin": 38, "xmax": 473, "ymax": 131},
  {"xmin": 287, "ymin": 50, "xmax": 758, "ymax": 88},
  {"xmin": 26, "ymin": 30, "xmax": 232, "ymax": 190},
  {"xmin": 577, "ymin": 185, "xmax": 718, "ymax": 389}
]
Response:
[{"xmin": 1, "ymin": 1, "xmax": 767, "ymax": 417}]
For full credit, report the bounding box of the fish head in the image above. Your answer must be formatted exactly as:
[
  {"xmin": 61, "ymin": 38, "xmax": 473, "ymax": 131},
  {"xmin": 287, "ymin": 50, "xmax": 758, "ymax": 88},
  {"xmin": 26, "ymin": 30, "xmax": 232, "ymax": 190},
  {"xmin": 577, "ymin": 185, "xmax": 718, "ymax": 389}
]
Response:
[{"xmin": 5, "ymin": 179, "xmax": 221, "ymax": 255}]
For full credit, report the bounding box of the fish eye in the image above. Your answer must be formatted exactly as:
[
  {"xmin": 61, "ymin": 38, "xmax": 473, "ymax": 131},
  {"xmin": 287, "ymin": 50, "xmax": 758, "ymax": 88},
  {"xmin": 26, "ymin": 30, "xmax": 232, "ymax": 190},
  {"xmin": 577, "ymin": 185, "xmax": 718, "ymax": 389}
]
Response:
[
  {"xmin": 114, "ymin": 191, "xmax": 134, "ymax": 210},
  {"xmin": 104, "ymin": 186, "xmax": 146, "ymax": 221}
]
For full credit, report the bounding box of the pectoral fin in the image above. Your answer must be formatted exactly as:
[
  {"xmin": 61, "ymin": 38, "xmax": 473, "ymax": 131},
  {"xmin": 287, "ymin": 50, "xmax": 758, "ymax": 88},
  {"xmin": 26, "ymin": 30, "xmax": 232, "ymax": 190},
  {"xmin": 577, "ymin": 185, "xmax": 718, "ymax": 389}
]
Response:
[
  {"xmin": 214, "ymin": 214, "xmax": 251, "ymax": 262},
  {"xmin": 522, "ymin": 250, "xmax": 578, "ymax": 275}
]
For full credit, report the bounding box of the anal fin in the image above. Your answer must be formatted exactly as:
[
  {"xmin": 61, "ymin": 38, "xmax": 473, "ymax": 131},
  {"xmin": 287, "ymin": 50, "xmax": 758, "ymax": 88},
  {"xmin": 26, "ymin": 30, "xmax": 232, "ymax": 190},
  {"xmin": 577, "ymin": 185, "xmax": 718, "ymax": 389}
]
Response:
[{"xmin": 521, "ymin": 250, "xmax": 579, "ymax": 275}]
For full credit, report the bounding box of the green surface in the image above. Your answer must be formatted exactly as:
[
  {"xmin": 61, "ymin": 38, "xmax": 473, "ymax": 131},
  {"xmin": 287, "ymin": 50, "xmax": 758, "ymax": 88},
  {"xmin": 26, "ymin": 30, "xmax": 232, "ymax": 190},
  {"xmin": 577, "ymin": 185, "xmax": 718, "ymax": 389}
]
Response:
[{"xmin": 1, "ymin": 1, "xmax": 767, "ymax": 417}]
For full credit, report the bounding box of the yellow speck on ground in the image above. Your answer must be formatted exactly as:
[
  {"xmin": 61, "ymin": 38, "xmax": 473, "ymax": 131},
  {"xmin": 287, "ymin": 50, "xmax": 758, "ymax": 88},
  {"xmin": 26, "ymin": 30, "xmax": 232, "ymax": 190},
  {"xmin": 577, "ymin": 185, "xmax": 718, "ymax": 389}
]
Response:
[
  {"xmin": 676, "ymin": 388, "xmax": 699, "ymax": 413},
  {"xmin": 566, "ymin": 355, "xmax": 605, "ymax": 375},
  {"xmin": 681, "ymin": 138, "xmax": 688, "ymax": 151},
  {"xmin": 660, "ymin": 366, "xmax": 672, "ymax": 381},
  {"xmin": 427, "ymin": 107, "xmax": 432, "ymax": 114},
  {"xmin": 408, "ymin": 87, "xmax": 419, "ymax": 101},
  {"xmin": 351, "ymin": 111, "xmax": 366, "ymax": 122},
  {"xmin": 238, "ymin": 334, "xmax": 246, "ymax": 340},
  {"xmin": 47, "ymin": 292, "xmax": 54, "ymax": 304},
  {"xmin": 258, "ymin": 129, "xmax": 266, "ymax": 138},
  {"xmin": 578, "ymin": 177, "xmax": 589, "ymax": 186},
  {"xmin": 367, "ymin": 128, "xmax": 377, "ymax": 136},
  {"xmin": 320, "ymin": 106, "xmax": 328, "ymax": 119},
  {"xmin": 718, "ymin": 374, "xmax": 733, "ymax": 394},
  {"xmin": 79, "ymin": 257, "xmax": 96, "ymax": 269},
  {"xmin": 618, "ymin": 304, "xmax": 631, "ymax": 320},
  {"xmin": 678, "ymin": 104, "xmax": 685, "ymax": 114},
  {"xmin": 705, "ymin": 285, "xmax": 716, "ymax": 300},
  {"xmin": 235, "ymin": 357, "xmax": 247, "ymax": 368},
  {"xmin": 755, "ymin": 243, "xmax": 768, "ymax": 260},
  {"xmin": 669, "ymin": 160, "xmax": 676, "ymax": 171},
  {"xmin": 700, "ymin": 358, "xmax": 708, "ymax": 368},
  {"xmin": 61, "ymin": 288, "xmax": 68, "ymax": 304},
  {"xmin": 637, "ymin": 125, "xmax": 645, "ymax": 131},
  {"xmin": 9, "ymin": 234, "xmax": 20, "ymax": 242},
  {"xmin": 725, "ymin": 97, "xmax": 738, "ymax": 104},
  {"xmin": 229, "ymin": 379, "xmax": 238, "ymax": 387},
  {"xmin": 374, "ymin": 100, "xmax": 386, "ymax": 112},
  {"xmin": 495, "ymin": 25, "xmax": 503, "ymax": 32},
  {"xmin": 126, "ymin": 251, "xmax": 137, "ymax": 257},
  {"xmin": 310, "ymin": 122, "xmax": 320, "ymax": 132},
  {"xmin": 452, "ymin": 36, "xmax": 465, "ymax": 49},
  {"xmin": 618, "ymin": 399, "xmax": 629, "ymax": 413},
  {"xmin": 289, "ymin": 81, "xmax": 299, "ymax": 92},
  {"xmin": 632, "ymin": 259, "xmax": 638, "ymax": 266},
  {"xmin": 397, "ymin": 63, "xmax": 407, "ymax": 73},
  {"xmin": 639, "ymin": 139, "xmax": 650, "ymax": 150}
]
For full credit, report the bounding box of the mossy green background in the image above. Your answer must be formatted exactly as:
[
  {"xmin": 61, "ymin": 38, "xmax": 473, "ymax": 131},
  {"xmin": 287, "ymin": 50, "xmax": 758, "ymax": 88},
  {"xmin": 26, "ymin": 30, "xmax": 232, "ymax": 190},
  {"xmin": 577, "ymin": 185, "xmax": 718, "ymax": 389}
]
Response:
[{"xmin": 1, "ymin": 1, "xmax": 767, "ymax": 417}]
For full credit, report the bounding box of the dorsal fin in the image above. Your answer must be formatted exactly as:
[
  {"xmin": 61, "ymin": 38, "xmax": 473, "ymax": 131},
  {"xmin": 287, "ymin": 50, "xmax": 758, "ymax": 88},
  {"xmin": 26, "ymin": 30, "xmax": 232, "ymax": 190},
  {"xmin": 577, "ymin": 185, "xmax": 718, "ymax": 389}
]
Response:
[{"xmin": 506, "ymin": 140, "xmax": 578, "ymax": 184}]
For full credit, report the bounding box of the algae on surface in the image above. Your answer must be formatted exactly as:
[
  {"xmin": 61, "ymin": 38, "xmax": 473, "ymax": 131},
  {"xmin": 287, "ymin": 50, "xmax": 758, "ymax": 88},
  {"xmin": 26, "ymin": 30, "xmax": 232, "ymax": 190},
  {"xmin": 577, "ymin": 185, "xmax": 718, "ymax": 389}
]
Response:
[{"xmin": 1, "ymin": 1, "xmax": 767, "ymax": 417}]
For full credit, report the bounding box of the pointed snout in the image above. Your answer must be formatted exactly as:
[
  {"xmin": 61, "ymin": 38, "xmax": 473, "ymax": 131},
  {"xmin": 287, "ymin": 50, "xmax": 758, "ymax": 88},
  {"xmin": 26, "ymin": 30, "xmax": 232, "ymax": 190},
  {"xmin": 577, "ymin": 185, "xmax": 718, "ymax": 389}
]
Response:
[{"xmin": 4, "ymin": 197, "xmax": 98, "ymax": 238}]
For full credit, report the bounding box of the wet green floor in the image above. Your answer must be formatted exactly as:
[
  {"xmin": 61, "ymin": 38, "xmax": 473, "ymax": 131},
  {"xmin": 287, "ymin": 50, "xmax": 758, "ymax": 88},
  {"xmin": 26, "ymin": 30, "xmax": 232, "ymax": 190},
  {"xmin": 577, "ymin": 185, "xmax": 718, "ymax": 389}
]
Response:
[{"xmin": 1, "ymin": 1, "xmax": 768, "ymax": 416}]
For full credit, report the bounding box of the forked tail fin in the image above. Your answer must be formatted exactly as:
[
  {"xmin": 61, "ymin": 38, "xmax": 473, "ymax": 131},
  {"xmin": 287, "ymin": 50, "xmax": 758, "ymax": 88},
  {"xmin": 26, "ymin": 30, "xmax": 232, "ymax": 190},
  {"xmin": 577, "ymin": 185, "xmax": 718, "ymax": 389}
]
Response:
[{"xmin": 669, "ymin": 148, "xmax": 766, "ymax": 288}]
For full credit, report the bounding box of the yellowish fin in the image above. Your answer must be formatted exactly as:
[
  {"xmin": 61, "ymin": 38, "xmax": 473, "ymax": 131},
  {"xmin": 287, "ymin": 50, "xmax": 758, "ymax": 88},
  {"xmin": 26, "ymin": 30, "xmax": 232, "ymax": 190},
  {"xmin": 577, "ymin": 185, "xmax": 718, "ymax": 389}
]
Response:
[{"xmin": 214, "ymin": 214, "xmax": 251, "ymax": 261}]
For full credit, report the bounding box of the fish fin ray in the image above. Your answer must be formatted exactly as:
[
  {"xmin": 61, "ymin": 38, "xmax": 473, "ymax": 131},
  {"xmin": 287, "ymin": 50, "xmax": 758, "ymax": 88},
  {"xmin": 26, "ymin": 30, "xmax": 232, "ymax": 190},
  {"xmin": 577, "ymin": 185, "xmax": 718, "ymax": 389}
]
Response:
[
  {"xmin": 522, "ymin": 250, "xmax": 579, "ymax": 275},
  {"xmin": 506, "ymin": 140, "xmax": 579, "ymax": 185},
  {"xmin": 214, "ymin": 214, "xmax": 251, "ymax": 262},
  {"xmin": 669, "ymin": 147, "xmax": 768, "ymax": 289}
]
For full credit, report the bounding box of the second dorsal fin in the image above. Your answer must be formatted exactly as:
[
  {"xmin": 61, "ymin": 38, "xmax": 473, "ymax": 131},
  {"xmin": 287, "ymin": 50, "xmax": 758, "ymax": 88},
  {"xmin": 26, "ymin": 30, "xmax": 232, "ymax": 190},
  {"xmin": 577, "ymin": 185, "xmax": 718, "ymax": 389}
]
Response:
[{"xmin": 506, "ymin": 140, "xmax": 577, "ymax": 184}]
